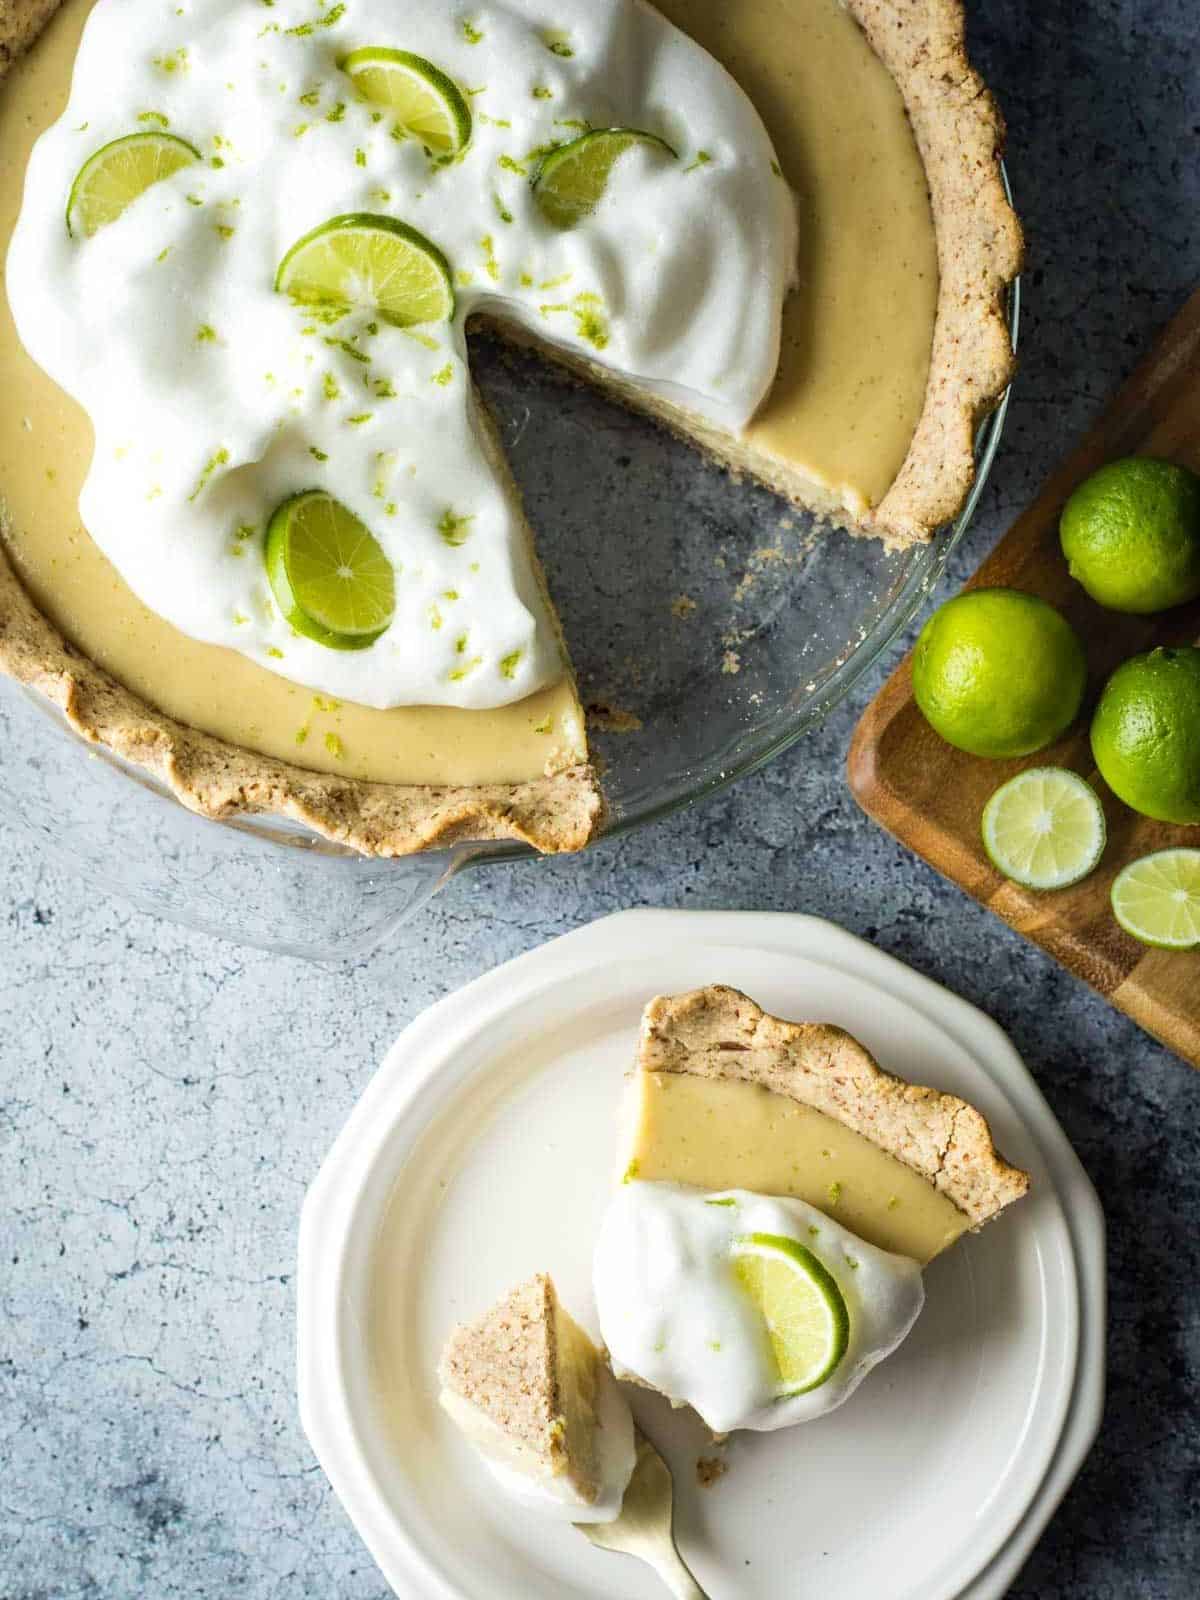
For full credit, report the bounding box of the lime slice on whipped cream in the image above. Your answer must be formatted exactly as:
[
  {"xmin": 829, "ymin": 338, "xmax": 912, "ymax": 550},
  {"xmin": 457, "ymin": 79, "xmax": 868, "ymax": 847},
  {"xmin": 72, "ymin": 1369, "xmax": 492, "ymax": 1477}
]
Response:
[
  {"xmin": 533, "ymin": 127, "xmax": 677, "ymax": 228},
  {"xmin": 275, "ymin": 212, "xmax": 454, "ymax": 327},
  {"xmin": 265, "ymin": 490, "xmax": 396, "ymax": 650},
  {"xmin": 981, "ymin": 767, "xmax": 1107, "ymax": 891},
  {"xmin": 732, "ymin": 1232, "xmax": 849, "ymax": 1395},
  {"xmin": 340, "ymin": 47, "xmax": 472, "ymax": 156},
  {"xmin": 1111, "ymin": 849, "xmax": 1200, "ymax": 949},
  {"xmin": 67, "ymin": 131, "xmax": 200, "ymax": 238}
]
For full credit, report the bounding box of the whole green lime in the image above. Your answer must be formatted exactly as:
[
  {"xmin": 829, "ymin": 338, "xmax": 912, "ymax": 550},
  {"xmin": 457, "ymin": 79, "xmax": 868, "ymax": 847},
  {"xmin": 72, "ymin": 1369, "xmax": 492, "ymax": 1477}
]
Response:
[
  {"xmin": 912, "ymin": 588, "xmax": 1088, "ymax": 758},
  {"xmin": 1060, "ymin": 457, "xmax": 1200, "ymax": 614},
  {"xmin": 1090, "ymin": 646, "xmax": 1200, "ymax": 823}
]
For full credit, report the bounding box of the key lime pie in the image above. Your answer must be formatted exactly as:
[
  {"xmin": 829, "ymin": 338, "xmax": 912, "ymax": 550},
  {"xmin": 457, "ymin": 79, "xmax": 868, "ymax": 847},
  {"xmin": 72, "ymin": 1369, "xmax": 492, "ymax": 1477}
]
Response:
[
  {"xmin": 441, "ymin": 986, "xmax": 1028, "ymax": 1510},
  {"xmin": 438, "ymin": 1272, "xmax": 636, "ymax": 1523},
  {"xmin": 0, "ymin": 0, "xmax": 1019, "ymax": 856}
]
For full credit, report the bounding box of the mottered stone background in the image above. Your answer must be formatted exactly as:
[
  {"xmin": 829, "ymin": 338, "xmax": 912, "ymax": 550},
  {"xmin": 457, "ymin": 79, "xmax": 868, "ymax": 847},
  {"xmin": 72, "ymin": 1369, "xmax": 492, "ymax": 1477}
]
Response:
[{"xmin": 3, "ymin": 1, "xmax": 1199, "ymax": 1594}]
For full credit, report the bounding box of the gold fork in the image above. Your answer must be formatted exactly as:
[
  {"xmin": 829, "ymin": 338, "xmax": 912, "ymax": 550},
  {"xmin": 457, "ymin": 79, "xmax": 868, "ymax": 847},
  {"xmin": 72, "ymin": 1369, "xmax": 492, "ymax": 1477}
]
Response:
[{"xmin": 575, "ymin": 1429, "xmax": 711, "ymax": 1599}]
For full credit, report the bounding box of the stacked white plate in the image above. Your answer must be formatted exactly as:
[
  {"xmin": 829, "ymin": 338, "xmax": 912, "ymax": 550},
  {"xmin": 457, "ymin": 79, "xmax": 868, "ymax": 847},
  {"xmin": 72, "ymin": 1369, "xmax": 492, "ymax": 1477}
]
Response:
[{"xmin": 299, "ymin": 909, "xmax": 1104, "ymax": 1600}]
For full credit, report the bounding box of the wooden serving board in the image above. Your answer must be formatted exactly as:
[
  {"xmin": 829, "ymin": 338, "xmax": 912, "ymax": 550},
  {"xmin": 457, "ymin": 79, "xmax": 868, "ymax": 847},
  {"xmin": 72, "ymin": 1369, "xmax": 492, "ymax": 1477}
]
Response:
[{"xmin": 849, "ymin": 288, "xmax": 1200, "ymax": 1066}]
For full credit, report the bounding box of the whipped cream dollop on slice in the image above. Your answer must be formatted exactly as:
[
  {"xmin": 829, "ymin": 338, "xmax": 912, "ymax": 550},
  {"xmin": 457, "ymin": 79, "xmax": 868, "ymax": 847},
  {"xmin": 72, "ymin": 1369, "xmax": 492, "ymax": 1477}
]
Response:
[
  {"xmin": 440, "ymin": 1357, "xmax": 635, "ymax": 1523},
  {"xmin": 7, "ymin": 0, "xmax": 796, "ymax": 711},
  {"xmin": 594, "ymin": 1182, "xmax": 925, "ymax": 1435}
]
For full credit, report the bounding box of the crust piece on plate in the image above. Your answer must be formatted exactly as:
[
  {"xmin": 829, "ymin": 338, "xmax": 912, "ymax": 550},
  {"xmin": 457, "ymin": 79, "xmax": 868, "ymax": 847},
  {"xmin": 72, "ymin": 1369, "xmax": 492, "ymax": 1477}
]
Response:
[{"xmin": 637, "ymin": 985, "xmax": 1030, "ymax": 1228}]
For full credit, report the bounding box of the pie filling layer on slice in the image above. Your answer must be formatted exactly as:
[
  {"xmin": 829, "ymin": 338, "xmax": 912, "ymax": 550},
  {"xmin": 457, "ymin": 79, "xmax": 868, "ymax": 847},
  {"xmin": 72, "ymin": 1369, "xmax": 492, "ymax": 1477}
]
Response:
[
  {"xmin": 437, "ymin": 1272, "xmax": 635, "ymax": 1522},
  {"xmin": 618, "ymin": 985, "xmax": 1030, "ymax": 1264}
]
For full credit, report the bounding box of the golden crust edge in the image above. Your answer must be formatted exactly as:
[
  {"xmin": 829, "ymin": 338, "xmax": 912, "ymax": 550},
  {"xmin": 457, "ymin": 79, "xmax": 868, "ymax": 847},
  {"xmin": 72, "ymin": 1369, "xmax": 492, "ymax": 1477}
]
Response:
[
  {"xmin": 850, "ymin": 0, "xmax": 1024, "ymax": 547},
  {"xmin": 637, "ymin": 985, "xmax": 1030, "ymax": 1229}
]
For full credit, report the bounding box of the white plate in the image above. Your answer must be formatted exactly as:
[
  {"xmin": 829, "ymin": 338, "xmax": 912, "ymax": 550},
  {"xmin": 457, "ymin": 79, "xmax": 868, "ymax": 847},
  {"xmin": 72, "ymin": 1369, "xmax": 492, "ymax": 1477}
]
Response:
[{"xmin": 298, "ymin": 910, "xmax": 1104, "ymax": 1600}]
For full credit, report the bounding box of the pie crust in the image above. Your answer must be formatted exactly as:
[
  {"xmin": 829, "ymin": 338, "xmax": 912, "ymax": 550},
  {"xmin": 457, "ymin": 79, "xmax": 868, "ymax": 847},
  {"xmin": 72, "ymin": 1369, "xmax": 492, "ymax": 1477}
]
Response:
[
  {"xmin": 637, "ymin": 986, "xmax": 1030, "ymax": 1228},
  {"xmin": 0, "ymin": 0, "xmax": 1019, "ymax": 856}
]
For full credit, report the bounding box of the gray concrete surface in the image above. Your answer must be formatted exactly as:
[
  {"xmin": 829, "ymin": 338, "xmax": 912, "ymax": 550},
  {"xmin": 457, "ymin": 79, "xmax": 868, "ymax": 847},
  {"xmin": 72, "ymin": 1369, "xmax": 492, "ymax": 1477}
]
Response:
[{"xmin": 3, "ymin": 1, "xmax": 1200, "ymax": 1595}]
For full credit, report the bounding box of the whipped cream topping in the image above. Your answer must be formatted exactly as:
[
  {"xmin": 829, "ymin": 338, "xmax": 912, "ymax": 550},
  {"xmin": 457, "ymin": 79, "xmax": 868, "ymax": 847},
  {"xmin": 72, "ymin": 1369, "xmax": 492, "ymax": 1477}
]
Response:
[
  {"xmin": 7, "ymin": 0, "xmax": 795, "ymax": 710},
  {"xmin": 593, "ymin": 1182, "xmax": 925, "ymax": 1435},
  {"xmin": 440, "ymin": 1357, "xmax": 635, "ymax": 1523}
]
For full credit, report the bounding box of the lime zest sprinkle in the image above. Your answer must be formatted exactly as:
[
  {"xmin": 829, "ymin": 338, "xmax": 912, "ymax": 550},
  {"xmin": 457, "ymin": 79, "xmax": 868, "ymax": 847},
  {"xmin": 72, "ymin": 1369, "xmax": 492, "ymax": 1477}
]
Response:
[
  {"xmin": 448, "ymin": 656, "xmax": 482, "ymax": 681},
  {"xmin": 705, "ymin": 1197, "xmax": 738, "ymax": 1208},
  {"xmin": 214, "ymin": 223, "xmax": 235, "ymax": 240},
  {"xmin": 299, "ymin": 88, "xmax": 321, "ymax": 107},
  {"xmin": 770, "ymin": 158, "xmax": 783, "ymax": 177},
  {"xmin": 539, "ymin": 271, "xmax": 571, "ymax": 289},
  {"xmin": 186, "ymin": 194, "xmax": 204, "ymax": 207},
  {"xmin": 532, "ymin": 715, "xmax": 552, "ymax": 734},
  {"xmin": 324, "ymin": 336, "xmax": 369, "ymax": 363},
  {"xmin": 346, "ymin": 411, "xmax": 374, "ymax": 426},
  {"xmin": 156, "ymin": 246, "xmax": 171, "ymax": 263},
  {"xmin": 294, "ymin": 726, "xmax": 309, "ymax": 745},
  {"xmin": 355, "ymin": 147, "xmax": 367, "ymax": 167},
  {"xmin": 478, "ymin": 111, "xmax": 511, "ymax": 128},
  {"xmin": 684, "ymin": 149, "xmax": 713, "ymax": 173},
  {"xmin": 326, "ymin": 101, "xmax": 346, "ymax": 123},
  {"xmin": 887, "ymin": 1196, "xmax": 900, "ymax": 1210},
  {"xmin": 267, "ymin": 646, "xmax": 284, "ymax": 659},
  {"xmin": 195, "ymin": 323, "xmax": 218, "ymax": 343},
  {"xmin": 541, "ymin": 29, "xmax": 574, "ymax": 57},
  {"xmin": 324, "ymin": 732, "xmax": 344, "ymax": 757},
  {"xmin": 372, "ymin": 377, "xmax": 396, "ymax": 398},
  {"xmin": 187, "ymin": 446, "xmax": 229, "ymax": 503},
  {"xmin": 308, "ymin": 445, "xmax": 329, "ymax": 461},
  {"xmin": 827, "ymin": 1181, "xmax": 842, "ymax": 1206},
  {"xmin": 455, "ymin": 268, "xmax": 474, "ymax": 286},
  {"xmin": 499, "ymin": 649, "xmax": 522, "ymax": 679},
  {"xmin": 437, "ymin": 508, "xmax": 474, "ymax": 546},
  {"xmin": 532, "ymin": 85, "xmax": 553, "ymax": 100},
  {"xmin": 493, "ymin": 193, "xmax": 514, "ymax": 224},
  {"xmin": 553, "ymin": 117, "xmax": 589, "ymax": 132},
  {"xmin": 431, "ymin": 361, "xmax": 454, "ymax": 385},
  {"xmin": 137, "ymin": 110, "xmax": 170, "ymax": 127},
  {"xmin": 152, "ymin": 47, "xmax": 189, "ymax": 75},
  {"xmin": 285, "ymin": 2, "xmax": 345, "ymax": 37},
  {"xmin": 498, "ymin": 153, "xmax": 527, "ymax": 176},
  {"xmin": 429, "ymin": 603, "xmax": 444, "ymax": 631},
  {"xmin": 480, "ymin": 234, "xmax": 500, "ymax": 280},
  {"xmin": 461, "ymin": 19, "xmax": 483, "ymax": 44},
  {"xmin": 322, "ymin": 372, "xmax": 341, "ymax": 400},
  {"xmin": 519, "ymin": 270, "xmax": 533, "ymax": 287},
  {"xmin": 454, "ymin": 631, "xmax": 469, "ymax": 655}
]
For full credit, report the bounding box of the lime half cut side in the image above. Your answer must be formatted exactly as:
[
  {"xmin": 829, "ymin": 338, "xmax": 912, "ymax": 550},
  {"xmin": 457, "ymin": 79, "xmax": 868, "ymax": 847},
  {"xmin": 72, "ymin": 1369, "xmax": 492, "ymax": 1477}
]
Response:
[
  {"xmin": 275, "ymin": 213, "xmax": 454, "ymax": 327},
  {"xmin": 731, "ymin": 1232, "xmax": 849, "ymax": 1396},
  {"xmin": 533, "ymin": 128, "xmax": 677, "ymax": 228},
  {"xmin": 340, "ymin": 47, "xmax": 471, "ymax": 156},
  {"xmin": 981, "ymin": 767, "xmax": 1107, "ymax": 891},
  {"xmin": 265, "ymin": 491, "xmax": 396, "ymax": 650},
  {"xmin": 67, "ymin": 131, "xmax": 201, "ymax": 238},
  {"xmin": 1111, "ymin": 849, "xmax": 1200, "ymax": 950}
]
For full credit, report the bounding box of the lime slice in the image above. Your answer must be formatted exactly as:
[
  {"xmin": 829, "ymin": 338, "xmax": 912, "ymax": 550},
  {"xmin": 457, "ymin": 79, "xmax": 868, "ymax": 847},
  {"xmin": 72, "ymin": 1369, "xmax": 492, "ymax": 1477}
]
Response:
[
  {"xmin": 275, "ymin": 213, "xmax": 454, "ymax": 327},
  {"xmin": 981, "ymin": 767, "xmax": 1106, "ymax": 890},
  {"xmin": 1111, "ymin": 849, "xmax": 1200, "ymax": 950},
  {"xmin": 533, "ymin": 127, "xmax": 677, "ymax": 229},
  {"xmin": 66, "ymin": 131, "xmax": 201, "ymax": 238},
  {"xmin": 340, "ymin": 47, "xmax": 471, "ymax": 156},
  {"xmin": 731, "ymin": 1232, "xmax": 849, "ymax": 1395},
  {"xmin": 264, "ymin": 490, "xmax": 395, "ymax": 650}
]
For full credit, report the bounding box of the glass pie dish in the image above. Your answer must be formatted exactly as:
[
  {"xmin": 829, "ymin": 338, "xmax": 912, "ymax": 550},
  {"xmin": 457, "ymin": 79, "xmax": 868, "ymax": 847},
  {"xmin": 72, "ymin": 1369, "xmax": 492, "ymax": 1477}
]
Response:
[{"xmin": 0, "ymin": 274, "xmax": 1018, "ymax": 960}]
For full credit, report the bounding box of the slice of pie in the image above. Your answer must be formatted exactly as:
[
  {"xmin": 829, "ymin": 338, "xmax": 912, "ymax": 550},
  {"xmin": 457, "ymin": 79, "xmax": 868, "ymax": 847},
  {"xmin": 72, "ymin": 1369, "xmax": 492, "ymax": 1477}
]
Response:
[
  {"xmin": 0, "ymin": 0, "xmax": 1020, "ymax": 859},
  {"xmin": 437, "ymin": 1272, "xmax": 636, "ymax": 1522},
  {"xmin": 618, "ymin": 985, "xmax": 1030, "ymax": 1262}
]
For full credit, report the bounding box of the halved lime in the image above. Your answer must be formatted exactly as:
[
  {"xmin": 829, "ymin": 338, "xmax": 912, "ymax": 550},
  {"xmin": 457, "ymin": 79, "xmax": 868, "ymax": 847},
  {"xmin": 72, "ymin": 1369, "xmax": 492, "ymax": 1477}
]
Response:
[
  {"xmin": 1111, "ymin": 849, "xmax": 1200, "ymax": 950},
  {"xmin": 275, "ymin": 213, "xmax": 454, "ymax": 327},
  {"xmin": 340, "ymin": 47, "xmax": 471, "ymax": 156},
  {"xmin": 532, "ymin": 127, "xmax": 677, "ymax": 228},
  {"xmin": 731, "ymin": 1233, "xmax": 849, "ymax": 1395},
  {"xmin": 981, "ymin": 768, "xmax": 1106, "ymax": 890},
  {"xmin": 67, "ymin": 131, "xmax": 201, "ymax": 238},
  {"xmin": 265, "ymin": 490, "xmax": 395, "ymax": 650}
]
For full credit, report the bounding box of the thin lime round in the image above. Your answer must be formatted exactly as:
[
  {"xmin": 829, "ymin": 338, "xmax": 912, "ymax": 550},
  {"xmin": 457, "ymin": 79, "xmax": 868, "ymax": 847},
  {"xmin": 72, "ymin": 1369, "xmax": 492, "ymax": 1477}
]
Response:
[
  {"xmin": 1111, "ymin": 849, "xmax": 1200, "ymax": 950},
  {"xmin": 67, "ymin": 131, "xmax": 201, "ymax": 238},
  {"xmin": 533, "ymin": 127, "xmax": 677, "ymax": 229},
  {"xmin": 265, "ymin": 490, "xmax": 395, "ymax": 650},
  {"xmin": 981, "ymin": 767, "xmax": 1106, "ymax": 890},
  {"xmin": 912, "ymin": 588, "xmax": 1088, "ymax": 759},
  {"xmin": 339, "ymin": 47, "xmax": 471, "ymax": 156},
  {"xmin": 731, "ymin": 1232, "xmax": 849, "ymax": 1396},
  {"xmin": 1060, "ymin": 457, "xmax": 1200, "ymax": 614},
  {"xmin": 275, "ymin": 212, "xmax": 454, "ymax": 327},
  {"xmin": 1090, "ymin": 646, "xmax": 1200, "ymax": 823}
]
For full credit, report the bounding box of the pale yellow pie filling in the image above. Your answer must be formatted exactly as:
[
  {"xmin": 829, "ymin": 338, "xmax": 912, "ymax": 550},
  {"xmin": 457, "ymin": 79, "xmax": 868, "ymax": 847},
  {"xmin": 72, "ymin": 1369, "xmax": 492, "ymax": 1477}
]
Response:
[
  {"xmin": 618, "ymin": 1070, "xmax": 971, "ymax": 1262},
  {"xmin": 0, "ymin": 0, "xmax": 937, "ymax": 786}
]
